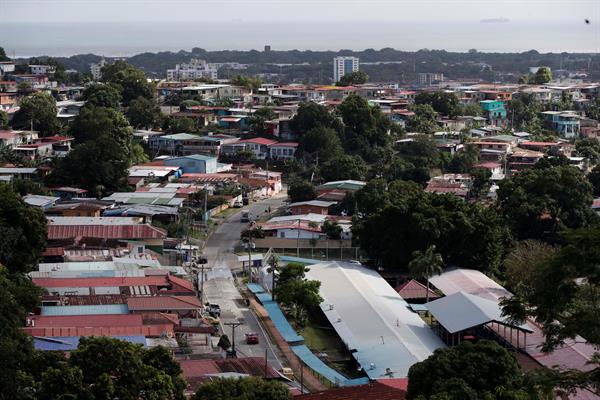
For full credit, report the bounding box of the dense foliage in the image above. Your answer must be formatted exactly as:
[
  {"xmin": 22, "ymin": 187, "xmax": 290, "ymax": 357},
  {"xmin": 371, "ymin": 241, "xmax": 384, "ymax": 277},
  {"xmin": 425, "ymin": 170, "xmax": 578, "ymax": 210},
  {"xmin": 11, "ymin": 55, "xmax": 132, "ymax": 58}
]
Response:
[
  {"xmin": 12, "ymin": 92, "xmax": 62, "ymax": 136},
  {"xmin": 193, "ymin": 377, "xmax": 291, "ymax": 400}
]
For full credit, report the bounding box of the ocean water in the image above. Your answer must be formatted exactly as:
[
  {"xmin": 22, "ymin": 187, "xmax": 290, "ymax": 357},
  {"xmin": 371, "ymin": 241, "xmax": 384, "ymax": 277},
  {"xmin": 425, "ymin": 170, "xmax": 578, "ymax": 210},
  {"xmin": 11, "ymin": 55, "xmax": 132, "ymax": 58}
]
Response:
[{"xmin": 2, "ymin": 20, "xmax": 599, "ymax": 57}]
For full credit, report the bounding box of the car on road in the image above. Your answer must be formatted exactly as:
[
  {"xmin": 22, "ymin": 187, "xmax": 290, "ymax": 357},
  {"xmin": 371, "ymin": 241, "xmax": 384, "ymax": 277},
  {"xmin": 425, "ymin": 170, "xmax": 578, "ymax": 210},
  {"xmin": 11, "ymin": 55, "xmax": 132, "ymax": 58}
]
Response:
[
  {"xmin": 207, "ymin": 303, "xmax": 221, "ymax": 317},
  {"xmin": 241, "ymin": 210, "xmax": 251, "ymax": 223},
  {"xmin": 233, "ymin": 199, "xmax": 243, "ymax": 208},
  {"xmin": 245, "ymin": 332, "xmax": 259, "ymax": 344}
]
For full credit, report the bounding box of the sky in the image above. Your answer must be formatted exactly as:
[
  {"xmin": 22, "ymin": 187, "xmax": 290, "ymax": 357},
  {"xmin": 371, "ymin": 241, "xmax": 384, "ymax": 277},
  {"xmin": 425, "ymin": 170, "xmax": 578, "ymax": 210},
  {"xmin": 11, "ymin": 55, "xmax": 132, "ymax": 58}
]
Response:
[
  {"xmin": 1, "ymin": 0, "xmax": 599, "ymax": 55},
  {"xmin": 2, "ymin": 0, "xmax": 598, "ymax": 23}
]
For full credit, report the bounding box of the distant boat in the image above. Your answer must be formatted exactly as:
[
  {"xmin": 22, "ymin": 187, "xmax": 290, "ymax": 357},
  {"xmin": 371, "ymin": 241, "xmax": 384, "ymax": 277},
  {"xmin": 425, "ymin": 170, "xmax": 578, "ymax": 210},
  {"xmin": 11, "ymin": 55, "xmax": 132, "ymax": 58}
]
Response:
[{"xmin": 480, "ymin": 17, "xmax": 510, "ymax": 23}]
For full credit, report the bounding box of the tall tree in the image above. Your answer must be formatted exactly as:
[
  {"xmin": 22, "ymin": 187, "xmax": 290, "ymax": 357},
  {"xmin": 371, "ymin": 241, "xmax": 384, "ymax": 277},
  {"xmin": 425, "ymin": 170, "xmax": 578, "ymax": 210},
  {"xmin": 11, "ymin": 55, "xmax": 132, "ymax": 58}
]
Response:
[
  {"xmin": 497, "ymin": 164, "xmax": 597, "ymax": 241},
  {"xmin": 575, "ymin": 137, "xmax": 600, "ymax": 165},
  {"xmin": 101, "ymin": 60, "xmax": 154, "ymax": 105},
  {"xmin": 408, "ymin": 103, "xmax": 440, "ymax": 134},
  {"xmin": 415, "ymin": 91, "xmax": 460, "ymax": 118},
  {"xmin": 69, "ymin": 105, "xmax": 133, "ymax": 157},
  {"xmin": 290, "ymin": 102, "xmax": 341, "ymax": 136},
  {"xmin": 0, "ymin": 110, "xmax": 8, "ymax": 128},
  {"xmin": 82, "ymin": 83, "xmax": 122, "ymax": 109},
  {"xmin": 0, "ymin": 47, "xmax": 10, "ymax": 62},
  {"xmin": 319, "ymin": 154, "xmax": 367, "ymax": 182},
  {"xmin": 408, "ymin": 245, "xmax": 443, "ymax": 303},
  {"xmin": 338, "ymin": 94, "xmax": 390, "ymax": 159},
  {"xmin": 0, "ymin": 185, "xmax": 47, "ymax": 274},
  {"xmin": 126, "ymin": 96, "xmax": 163, "ymax": 129},
  {"xmin": 274, "ymin": 263, "xmax": 323, "ymax": 310},
  {"xmin": 299, "ymin": 127, "xmax": 343, "ymax": 163},
  {"xmin": 533, "ymin": 66, "xmax": 552, "ymax": 84},
  {"xmin": 502, "ymin": 227, "xmax": 600, "ymax": 393},
  {"xmin": 288, "ymin": 178, "xmax": 317, "ymax": 203},
  {"xmin": 337, "ymin": 70, "xmax": 369, "ymax": 86},
  {"xmin": 12, "ymin": 92, "xmax": 61, "ymax": 136},
  {"xmin": 46, "ymin": 135, "xmax": 130, "ymax": 197},
  {"xmin": 407, "ymin": 341, "xmax": 529, "ymax": 399}
]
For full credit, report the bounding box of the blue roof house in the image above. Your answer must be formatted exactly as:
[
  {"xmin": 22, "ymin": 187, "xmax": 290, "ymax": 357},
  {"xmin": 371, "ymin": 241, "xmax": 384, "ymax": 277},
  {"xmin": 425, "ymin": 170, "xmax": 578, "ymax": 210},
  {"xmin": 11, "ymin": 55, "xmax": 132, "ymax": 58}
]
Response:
[{"xmin": 163, "ymin": 154, "xmax": 219, "ymax": 174}]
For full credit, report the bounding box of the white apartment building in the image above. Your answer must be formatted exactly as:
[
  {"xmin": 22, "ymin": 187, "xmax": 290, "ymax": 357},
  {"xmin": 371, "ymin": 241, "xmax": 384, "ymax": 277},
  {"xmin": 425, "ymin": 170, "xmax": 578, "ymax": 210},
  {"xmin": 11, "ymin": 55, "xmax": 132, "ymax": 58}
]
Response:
[
  {"xmin": 167, "ymin": 59, "xmax": 218, "ymax": 81},
  {"xmin": 0, "ymin": 61, "xmax": 16, "ymax": 78},
  {"xmin": 29, "ymin": 65, "xmax": 56, "ymax": 75},
  {"xmin": 90, "ymin": 59, "xmax": 106, "ymax": 81},
  {"xmin": 418, "ymin": 73, "xmax": 444, "ymax": 86},
  {"xmin": 333, "ymin": 56, "xmax": 359, "ymax": 83}
]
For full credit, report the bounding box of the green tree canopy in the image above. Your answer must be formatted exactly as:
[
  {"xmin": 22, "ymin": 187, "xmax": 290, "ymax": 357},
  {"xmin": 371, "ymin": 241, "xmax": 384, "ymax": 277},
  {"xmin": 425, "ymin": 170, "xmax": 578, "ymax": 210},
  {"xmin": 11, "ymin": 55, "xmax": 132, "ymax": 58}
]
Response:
[
  {"xmin": 101, "ymin": 60, "xmax": 154, "ymax": 105},
  {"xmin": 69, "ymin": 105, "xmax": 134, "ymax": 157},
  {"xmin": 230, "ymin": 75, "xmax": 263, "ymax": 91},
  {"xmin": 575, "ymin": 137, "xmax": 600, "ymax": 165},
  {"xmin": 322, "ymin": 220, "xmax": 342, "ymax": 239},
  {"xmin": 12, "ymin": 92, "xmax": 61, "ymax": 136},
  {"xmin": 587, "ymin": 164, "xmax": 600, "ymax": 196},
  {"xmin": 0, "ymin": 184, "xmax": 47, "ymax": 274},
  {"xmin": 501, "ymin": 227, "xmax": 600, "ymax": 393},
  {"xmin": 0, "ymin": 110, "xmax": 8, "ymax": 128},
  {"xmin": 353, "ymin": 181, "xmax": 504, "ymax": 272},
  {"xmin": 319, "ymin": 154, "xmax": 367, "ymax": 182},
  {"xmin": 289, "ymin": 102, "xmax": 341, "ymax": 135},
  {"xmin": 337, "ymin": 70, "xmax": 369, "ymax": 86},
  {"xmin": 126, "ymin": 96, "xmax": 163, "ymax": 129},
  {"xmin": 415, "ymin": 91, "xmax": 460, "ymax": 118},
  {"xmin": 82, "ymin": 83, "xmax": 122, "ymax": 108},
  {"xmin": 408, "ymin": 244, "xmax": 443, "ymax": 303},
  {"xmin": 497, "ymin": 164, "xmax": 597, "ymax": 241},
  {"xmin": 338, "ymin": 94, "xmax": 391, "ymax": 160},
  {"xmin": 408, "ymin": 103, "xmax": 440, "ymax": 134},
  {"xmin": 507, "ymin": 93, "xmax": 544, "ymax": 132},
  {"xmin": 299, "ymin": 127, "xmax": 343, "ymax": 163},
  {"xmin": 275, "ymin": 263, "xmax": 323, "ymax": 310},
  {"xmin": 193, "ymin": 376, "xmax": 291, "ymax": 400},
  {"xmin": 533, "ymin": 66, "xmax": 552, "ymax": 84},
  {"xmin": 288, "ymin": 178, "xmax": 317, "ymax": 203},
  {"xmin": 407, "ymin": 340, "xmax": 527, "ymax": 400},
  {"xmin": 459, "ymin": 103, "xmax": 483, "ymax": 117},
  {"xmin": 248, "ymin": 107, "xmax": 277, "ymax": 135},
  {"xmin": 164, "ymin": 116, "xmax": 198, "ymax": 134},
  {"xmin": 0, "ymin": 47, "xmax": 10, "ymax": 62},
  {"xmin": 46, "ymin": 135, "xmax": 130, "ymax": 197}
]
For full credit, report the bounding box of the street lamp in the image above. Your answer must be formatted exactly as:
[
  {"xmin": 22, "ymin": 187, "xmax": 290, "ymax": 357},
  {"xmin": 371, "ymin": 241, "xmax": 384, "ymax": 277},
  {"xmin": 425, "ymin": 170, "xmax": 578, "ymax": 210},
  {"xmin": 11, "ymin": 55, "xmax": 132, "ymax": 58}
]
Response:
[{"xmin": 243, "ymin": 237, "xmax": 255, "ymax": 282}]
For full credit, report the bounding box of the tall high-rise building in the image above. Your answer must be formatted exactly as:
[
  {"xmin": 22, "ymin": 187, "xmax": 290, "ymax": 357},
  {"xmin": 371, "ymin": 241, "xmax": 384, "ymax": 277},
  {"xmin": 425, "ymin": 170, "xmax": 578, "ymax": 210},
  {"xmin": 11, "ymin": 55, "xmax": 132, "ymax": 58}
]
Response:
[
  {"xmin": 167, "ymin": 59, "xmax": 218, "ymax": 81},
  {"xmin": 90, "ymin": 58, "xmax": 106, "ymax": 81},
  {"xmin": 333, "ymin": 56, "xmax": 359, "ymax": 83}
]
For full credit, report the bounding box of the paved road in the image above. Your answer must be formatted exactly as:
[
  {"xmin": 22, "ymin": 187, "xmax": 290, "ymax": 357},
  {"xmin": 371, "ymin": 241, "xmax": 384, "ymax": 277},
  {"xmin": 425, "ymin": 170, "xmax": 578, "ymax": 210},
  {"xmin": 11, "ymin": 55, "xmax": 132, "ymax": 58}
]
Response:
[{"xmin": 202, "ymin": 195, "xmax": 287, "ymax": 369}]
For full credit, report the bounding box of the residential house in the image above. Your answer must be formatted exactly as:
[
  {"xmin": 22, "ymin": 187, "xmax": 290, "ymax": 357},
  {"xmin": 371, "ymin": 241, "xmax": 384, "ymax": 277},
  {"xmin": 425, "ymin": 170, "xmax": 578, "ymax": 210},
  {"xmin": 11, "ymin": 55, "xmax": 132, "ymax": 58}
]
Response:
[
  {"xmin": 0, "ymin": 92, "xmax": 17, "ymax": 111},
  {"xmin": 148, "ymin": 133, "xmax": 207, "ymax": 156},
  {"xmin": 541, "ymin": 111, "xmax": 581, "ymax": 138},
  {"xmin": 0, "ymin": 61, "xmax": 16, "ymax": 78},
  {"xmin": 268, "ymin": 142, "xmax": 298, "ymax": 159},
  {"xmin": 221, "ymin": 137, "xmax": 278, "ymax": 159},
  {"xmin": 46, "ymin": 216, "xmax": 167, "ymax": 248},
  {"xmin": 51, "ymin": 187, "xmax": 88, "ymax": 200},
  {"xmin": 479, "ymin": 100, "xmax": 507, "ymax": 126},
  {"xmin": 288, "ymin": 200, "xmax": 337, "ymax": 215},
  {"xmin": 508, "ymin": 149, "xmax": 544, "ymax": 171},
  {"xmin": 474, "ymin": 162, "xmax": 505, "ymax": 180},
  {"xmin": 260, "ymin": 220, "xmax": 323, "ymax": 239},
  {"xmin": 164, "ymin": 154, "xmax": 220, "ymax": 174},
  {"xmin": 518, "ymin": 141, "xmax": 564, "ymax": 154},
  {"xmin": 23, "ymin": 195, "xmax": 60, "ymax": 210},
  {"xmin": 425, "ymin": 174, "xmax": 472, "ymax": 198},
  {"xmin": 471, "ymin": 141, "xmax": 512, "ymax": 163},
  {"xmin": 0, "ymin": 167, "xmax": 39, "ymax": 180},
  {"xmin": 0, "ymin": 130, "xmax": 38, "ymax": 147}
]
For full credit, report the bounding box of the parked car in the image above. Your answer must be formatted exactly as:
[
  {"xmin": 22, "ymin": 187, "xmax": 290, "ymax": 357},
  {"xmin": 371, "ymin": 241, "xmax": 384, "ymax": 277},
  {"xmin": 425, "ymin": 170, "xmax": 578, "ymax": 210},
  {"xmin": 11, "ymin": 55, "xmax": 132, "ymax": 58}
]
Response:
[
  {"xmin": 245, "ymin": 332, "xmax": 259, "ymax": 344},
  {"xmin": 233, "ymin": 199, "xmax": 243, "ymax": 208},
  {"xmin": 207, "ymin": 303, "xmax": 221, "ymax": 317}
]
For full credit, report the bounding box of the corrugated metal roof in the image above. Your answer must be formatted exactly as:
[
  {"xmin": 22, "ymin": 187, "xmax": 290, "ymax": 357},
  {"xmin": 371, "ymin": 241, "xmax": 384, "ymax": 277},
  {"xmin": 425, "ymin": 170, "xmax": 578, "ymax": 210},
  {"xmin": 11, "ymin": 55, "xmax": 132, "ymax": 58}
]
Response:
[
  {"xmin": 47, "ymin": 224, "xmax": 167, "ymax": 240},
  {"xmin": 396, "ymin": 279, "xmax": 439, "ymax": 300},
  {"xmin": 34, "ymin": 335, "xmax": 147, "ymax": 351},
  {"xmin": 126, "ymin": 296, "xmax": 202, "ymax": 310},
  {"xmin": 33, "ymin": 276, "xmax": 170, "ymax": 288},
  {"xmin": 41, "ymin": 304, "xmax": 129, "ymax": 316},
  {"xmin": 425, "ymin": 291, "xmax": 532, "ymax": 334},
  {"xmin": 29, "ymin": 314, "xmax": 143, "ymax": 327},
  {"xmin": 305, "ymin": 261, "xmax": 444, "ymax": 379},
  {"xmin": 24, "ymin": 323, "xmax": 173, "ymax": 337}
]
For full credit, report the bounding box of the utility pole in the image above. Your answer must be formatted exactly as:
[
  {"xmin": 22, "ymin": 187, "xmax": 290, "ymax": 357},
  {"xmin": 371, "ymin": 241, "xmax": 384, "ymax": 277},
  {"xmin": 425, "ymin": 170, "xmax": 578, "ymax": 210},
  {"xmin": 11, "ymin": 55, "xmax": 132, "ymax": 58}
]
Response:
[
  {"xmin": 224, "ymin": 321, "xmax": 242, "ymax": 358},
  {"xmin": 199, "ymin": 263, "xmax": 205, "ymax": 304},
  {"xmin": 296, "ymin": 218, "xmax": 301, "ymax": 257}
]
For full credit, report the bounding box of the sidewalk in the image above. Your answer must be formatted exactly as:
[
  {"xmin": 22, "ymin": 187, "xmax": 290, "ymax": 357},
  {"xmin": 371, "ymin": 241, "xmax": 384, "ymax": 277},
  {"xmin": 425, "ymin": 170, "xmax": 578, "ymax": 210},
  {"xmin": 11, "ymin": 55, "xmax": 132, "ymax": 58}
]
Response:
[{"xmin": 249, "ymin": 297, "xmax": 327, "ymax": 392}]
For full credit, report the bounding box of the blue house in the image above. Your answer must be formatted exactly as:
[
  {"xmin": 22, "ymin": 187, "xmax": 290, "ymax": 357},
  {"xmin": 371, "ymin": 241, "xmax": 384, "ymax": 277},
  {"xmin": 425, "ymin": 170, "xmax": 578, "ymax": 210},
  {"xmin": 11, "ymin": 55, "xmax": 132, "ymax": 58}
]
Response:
[
  {"xmin": 541, "ymin": 111, "xmax": 580, "ymax": 139},
  {"xmin": 479, "ymin": 100, "xmax": 507, "ymax": 125},
  {"xmin": 163, "ymin": 154, "xmax": 219, "ymax": 174}
]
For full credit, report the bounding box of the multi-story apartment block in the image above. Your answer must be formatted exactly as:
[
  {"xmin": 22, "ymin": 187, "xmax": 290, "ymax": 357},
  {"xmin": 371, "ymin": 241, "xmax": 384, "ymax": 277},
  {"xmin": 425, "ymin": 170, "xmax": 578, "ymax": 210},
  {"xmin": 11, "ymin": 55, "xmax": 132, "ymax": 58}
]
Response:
[{"xmin": 333, "ymin": 56, "xmax": 359, "ymax": 83}]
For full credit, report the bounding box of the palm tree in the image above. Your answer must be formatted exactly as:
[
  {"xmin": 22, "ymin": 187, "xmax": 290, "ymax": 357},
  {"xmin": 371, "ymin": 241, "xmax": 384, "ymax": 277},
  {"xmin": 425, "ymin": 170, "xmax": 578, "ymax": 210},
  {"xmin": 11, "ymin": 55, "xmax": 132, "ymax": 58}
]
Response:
[{"xmin": 408, "ymin": 245, "xmax": 444, "ymax": 303}]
